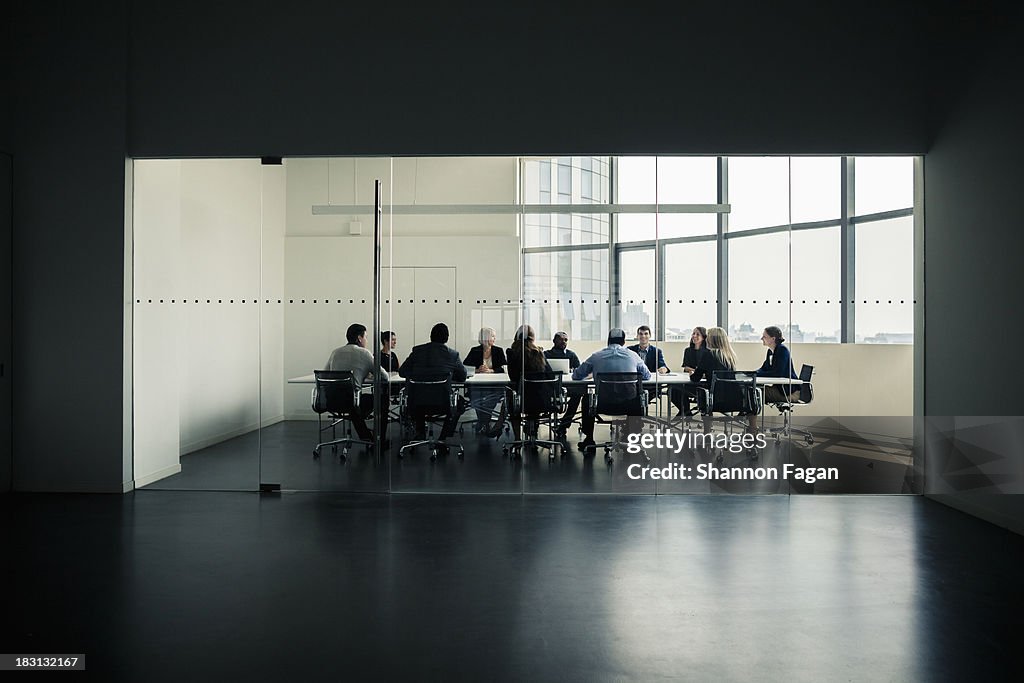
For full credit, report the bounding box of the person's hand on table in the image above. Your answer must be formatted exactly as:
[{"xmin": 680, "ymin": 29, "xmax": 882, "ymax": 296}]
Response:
[{"xmin": 657, "ymin": 367, "xmax": 669, "ymax": 374}]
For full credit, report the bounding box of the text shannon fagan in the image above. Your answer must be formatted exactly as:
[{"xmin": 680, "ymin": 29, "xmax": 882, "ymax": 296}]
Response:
[
  {"xmin": 626, "ymin": 463, "xmax": 839, "ymax": 484},
  {"xmin": 626, "ymin": 429, "xmax": 768, "ymax": 454}
]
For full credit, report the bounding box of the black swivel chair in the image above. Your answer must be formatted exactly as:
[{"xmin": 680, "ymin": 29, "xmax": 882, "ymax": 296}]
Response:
[
  {"xmin": 766, "ymin": 364, "xmax": 815, "ymax": 445},
  {"xmin": 502, "ymin": 371, "xmax": 567, "ymax": 460},
  {"xmin": 695, "ymin": 369, "xmax": 762, "ymax": 462},
  {"xmin": 312, "ymin": 370, "xmax": 373, "ymax": 461},
  {"xmin": 586, "ymin": 372, "xmax": 649, "ymax": 465},
  {"xmin": 398, "ymin": 373, "xmax": 465, "ymax": 461}
]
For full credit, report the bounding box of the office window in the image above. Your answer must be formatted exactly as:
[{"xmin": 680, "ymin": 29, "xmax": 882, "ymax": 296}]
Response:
[
  {"xmin": 855, "ymin": 216, "xmax": 914, "ymax": 343},
  {"xmin": 616, "ymin": 249, "xmax": 656, "ymax": 336},
  {"xmin": 727, "ymin": 157, "xmax": 791, "ymax": 231},
  {"xmin": 790, "ymin": 157, "xmax": 841, "ymax": 224},
  {"xmin": 526, "ymin": 155, "xmax": 915, "ymax": 344},
  {"xmin": 854, "ymin": 156, "xmax": 914, "ymax": 216},
  {"xmin": 523, "ymin": 157, "xmax": 610, "ymax": 248},
  {"xmin": 790, "ymin": 227, "xmax": 841, "ymax": 342},
  {"xmin": 524, "ymin": 249, "xmax": 608, "ymax": 342},
  {"xmin": 728, "ymin": 231, "xmax": 790, "ymax": 340},
  {"xmin": 664, "ymin": 240, "xmax": 717, "ymax": 341}
]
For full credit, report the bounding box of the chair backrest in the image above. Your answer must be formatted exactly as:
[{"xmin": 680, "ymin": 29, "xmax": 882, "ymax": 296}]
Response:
[
  {"xmin": 709, "ymin": 370, "xmax": 759, "ymax": 414},
  {"xmin": 313, "ymin": 370, "xmax": 358, "ymax": 415},
  {"xmin": 594, "ymin": 372, "xmax": 645, "ymax": 416},
  {"xmin": 798, "ymin": 364, "xmax": 814, "ymax": 403},
  {"xmin": 520, "ymin": 371, "xmax": 562, "ymax": 416},
  {"xmin": 404, "ymin": 373, "xmax": 454, "ymax": 415}
]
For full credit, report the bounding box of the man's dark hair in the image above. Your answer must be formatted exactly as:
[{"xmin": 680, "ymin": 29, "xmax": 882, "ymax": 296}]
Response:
[
  {"xmin": 381, "ymin": 330, "xmax": 394, "ymax": 346},
  {"xmin": 346, "ymin": 323, "xmax": 367, "ymax": 344},
  {"xmin": 430, "ymin": 323, "xmax": 449, "ymax": 344},
  {"xmin": 637, "ymin": 325, "xmax": 651, "ymax": 335}
]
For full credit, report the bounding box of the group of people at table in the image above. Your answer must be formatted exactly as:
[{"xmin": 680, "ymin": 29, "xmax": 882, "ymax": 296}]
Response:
[{"xmin": 324, "ymin": 321, "xmax": 799, "ymax": 453}]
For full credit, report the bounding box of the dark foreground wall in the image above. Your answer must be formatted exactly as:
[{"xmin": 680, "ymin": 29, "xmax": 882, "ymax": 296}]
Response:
[{"xmin": 924, "ymin": 9, "xmax": 1024, "ymax": 532}]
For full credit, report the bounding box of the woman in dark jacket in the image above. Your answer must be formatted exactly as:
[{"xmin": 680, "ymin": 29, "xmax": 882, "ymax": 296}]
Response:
[
  {"xmin": 672, "ymin": 326, "xmax": 708, "ymax": 416},
  {"xmin": 757, "ymin": 325, "xmax": 798, "ymax": 405},
  {"xmin": 463, "ymin": 327, "xmax": 507, "ymax": 436},
  {"xmin": 505, "ymin": 324, "xmax": 552, "ymax": 441}
]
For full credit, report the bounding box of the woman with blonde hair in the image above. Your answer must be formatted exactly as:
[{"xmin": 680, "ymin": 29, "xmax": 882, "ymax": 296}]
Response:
[
  {"xmin": 690, "ymin": 326, "xmax": 737, "ymax": 380},
  {"xmin": 463, "ymin": 326, "xmax": 507, "ymax": 436}
]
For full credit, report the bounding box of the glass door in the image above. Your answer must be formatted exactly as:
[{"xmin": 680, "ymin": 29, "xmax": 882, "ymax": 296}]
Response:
[{"xmin": 262, "ymin": 157, "xmax": 390, "ymax": 492}]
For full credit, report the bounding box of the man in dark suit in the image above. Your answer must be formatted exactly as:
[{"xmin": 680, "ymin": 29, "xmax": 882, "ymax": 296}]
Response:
[
  {"xmin": 399, "ymin": 322, "xmax": 467, "ymax": 441},
  {"xmin": 627, "ymin": 325, "xmax": 668, "ymax": 407}
]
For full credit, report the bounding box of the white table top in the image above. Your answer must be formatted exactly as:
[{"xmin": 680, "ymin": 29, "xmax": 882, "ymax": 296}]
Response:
[{"xmin": 287, "ymin": 372, "xmax": 803, "ymax": 386}]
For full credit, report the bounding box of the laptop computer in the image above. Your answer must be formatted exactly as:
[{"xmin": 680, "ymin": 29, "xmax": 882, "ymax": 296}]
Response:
[{"xmin": 547, "ymin": 358, "xmax": 571, "ymax": 375}]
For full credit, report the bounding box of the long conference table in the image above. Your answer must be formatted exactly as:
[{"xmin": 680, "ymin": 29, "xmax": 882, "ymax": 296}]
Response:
[
  {"xmin": 287, "ymin": 372, "xmax": 805, "ymax": 424},
  {"xmin": 287, "ymin": 372, "xmax": 803, "ymax": 388}
]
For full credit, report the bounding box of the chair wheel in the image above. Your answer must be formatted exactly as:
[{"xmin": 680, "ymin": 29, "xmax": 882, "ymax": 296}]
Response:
[
  {"xmin": 312, "ymin": 449, "xmax": 320, "ymax": 459},
  {"xmin": 457, "ymin": 450, "xmax": 464, "ymax": 460},
  {"xmin": 430, "ymin": 450, "xmax": 437, "ymax": 461},
  {"xmin": 805, "ymin": 435, "xmax": 814, "ymax": 445}
]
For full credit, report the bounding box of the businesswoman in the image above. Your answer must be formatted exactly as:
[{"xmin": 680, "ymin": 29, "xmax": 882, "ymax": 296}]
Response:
[
  {"xmin": 464, "ymin": 327, "xmax": 507, "ymax": 435},
  {"xmin": 671, "ymin": 326, "xmax": 708, "ymax": 417},
  {"xmin": 505, "ymin": 324, "xmax": 552, "ymax": 441},
  {"xmin": 757, "ymin": 325, "xmax": 799, "ymax": 405},
  {"xmin": 689, "ymin": 327, "xmax": 741, "ymax": 432}
]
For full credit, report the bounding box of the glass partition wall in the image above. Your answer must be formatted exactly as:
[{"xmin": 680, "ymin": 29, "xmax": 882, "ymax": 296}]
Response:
[{"xmin": 132, "ymin": 155, "xmax": 920, "ymax": 494}]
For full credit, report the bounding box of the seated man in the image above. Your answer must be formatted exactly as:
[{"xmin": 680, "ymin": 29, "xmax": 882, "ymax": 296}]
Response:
[
  {"xmin": 572, "ymin": 328, "xmax": 652, "ymax": 451},
  {"xmin": 543, "ymin": 331, "xmax": 582, "ymax": 438},
  {"xmin": 627, "ymin": 325, "xmax": 670, "ymax": 375},
  {"xmin": 627, "ymin": 324, "xmax": 669, "ymax": 406},
  {"xmin": 324, "ymin": 323, "xmax": 389, "ymax": 442},
  {"xmin": 399, "ymin": 322, "xmax": 467, "ymax": 443}
]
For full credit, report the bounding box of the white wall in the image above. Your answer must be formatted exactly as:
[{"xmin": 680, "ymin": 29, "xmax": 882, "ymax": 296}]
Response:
[
  {"xmin": 281, "ymin": 157, "xmax": 521, "ymax": 418},
  {"xmin": 132, "ymin": 160, "xmax": 182, "ymax": 486},
  {"xmin": 133, "ymin": 159, "xmax": 285, "ymax": 486}
]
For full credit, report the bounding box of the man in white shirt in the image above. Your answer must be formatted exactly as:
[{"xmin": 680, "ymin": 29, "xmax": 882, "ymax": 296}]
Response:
[{"xmin": 324, "ymin": 323, "xmax": 388, "ymax": 441}]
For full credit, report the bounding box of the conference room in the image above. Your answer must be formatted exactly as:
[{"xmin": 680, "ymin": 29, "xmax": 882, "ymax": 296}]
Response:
[{"xmin": 130, "ymin": 155, "xmax": 919, "ymax": 495}]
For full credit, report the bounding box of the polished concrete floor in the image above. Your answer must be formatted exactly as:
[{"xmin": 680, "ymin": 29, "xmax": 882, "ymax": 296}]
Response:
[
  {"xmin": 2, "ymin": 492, "xmax": 1021, "ymax": 680},
  {"xmin": 146, "ymin": 418, "xmax": 917, "ymax": 494}
]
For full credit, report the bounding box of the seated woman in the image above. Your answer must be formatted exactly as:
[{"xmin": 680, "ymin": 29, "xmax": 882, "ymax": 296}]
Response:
[
  {"xmin": 463, "ymin": 327, "xmax": 507, "ymax": 436},
  {"xmin": 505, "ymin": 324, "xmax": 552, "ymax": 441},
  {"xmin": 689, "ymin": 327, "xmax": 742, "ymax": 433},
  {"xmin": 756, "ymin": 325, "xmax": 799, "ymax": 406},
  {"xmin": 671, "ymin": 326, "xmax": 707, "ymax": 417}
]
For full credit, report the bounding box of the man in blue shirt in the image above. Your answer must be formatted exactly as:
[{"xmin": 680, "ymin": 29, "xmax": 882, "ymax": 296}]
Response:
[{"xmin": 572, "ymin": 328, "xmax": 651, "ymax": 451}]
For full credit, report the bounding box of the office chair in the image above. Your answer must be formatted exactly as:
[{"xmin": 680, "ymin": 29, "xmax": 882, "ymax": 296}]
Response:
[
  {"xmin": 502, "ymin": 371, "xmax": 567, "ymax": 460},
  {"xmin": 765, "ymin": 364, "xmax": 815, "ymax": 445},
  {"xmin": 695, "ymin": 370, "xmax": 762, "ymax": 462},
  {"xmin": 585, "ymin": 372, "xmax": 649, "ymax": 465},
  {"xmin": 311, "ymin": 370, "xmax": 373, "ymax": 461},
  {"xmin": 398, "ymin": 373, "xmax": 465, "ymax": 461}
]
